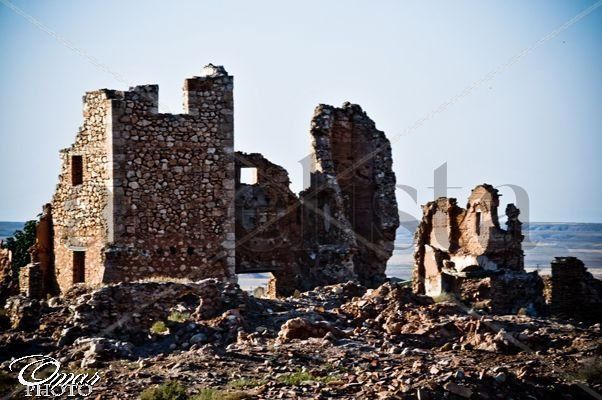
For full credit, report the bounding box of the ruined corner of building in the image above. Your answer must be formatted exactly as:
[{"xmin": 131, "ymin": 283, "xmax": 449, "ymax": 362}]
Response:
[{"xmin": 0, "ymin": 245, "xmax": 16, "ymax": 305}]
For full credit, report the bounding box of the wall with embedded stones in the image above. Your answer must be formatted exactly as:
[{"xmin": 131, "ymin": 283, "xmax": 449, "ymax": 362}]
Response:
[
  {"xmin": 50, "ymin": 65, "xmax": 235, "ymax": 293},
  {"xmin": 549, "ymin": 257, "xmax": 602, "ymax": 320},
  {"xmin": 105, "ymin": 66, "xmax": 235, "ymax": 283},
  {"xmin": 18, "ymin": 263, "xmax": 43, "ymax": 298},
  {"xmin": 51, "ymin": 90, "xmax": 113, "ymax": 292},
  {"xmin": 34, "ymin": 204, "xmax": 56, "ymax": 295}
]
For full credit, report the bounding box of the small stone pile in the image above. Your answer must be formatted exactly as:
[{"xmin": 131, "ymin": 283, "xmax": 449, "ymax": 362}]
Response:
[
  {"xmin": 73, "ymin": 337, "xmax": 135, "ymax": 368},
  {"xmin": 337, "ymin": 282, "xmax": 433, "ymax": 329},
  {"xmin": 277, "ymin": 317, "xmax": 340, "ymax": 342},
  {"xmin": 287, "ymin": 281, "xmax": 367, "ymax": 309}
]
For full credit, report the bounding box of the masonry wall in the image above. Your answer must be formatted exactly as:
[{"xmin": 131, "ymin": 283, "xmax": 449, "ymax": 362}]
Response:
[
  {"xmin": 300, "ymin": 103, "xmax": 399, "ymax": 288},
  {"xmin": 234, "ymin": 152, "xmax": 304, "ymax": 296},
  {"xmin": 51, "ymin": 66, "xmax": 235, "ymax": 293},
  {"xmin": 18, "ymin": 263, "xmax": 43, "ymax": 299},
  {"xmin": 457, "ymin": 186, "xmax": 524, "ymax": 271},
  {"xmin": 35, "ymin": 203, "xmax": 57, "ymax": 295},
  {"xmin": 413, "ymin": 185, "xmax": 525, "ymax": 296},
  {"xmin": 233, "ymin": 103, "xmax": 400, "ymax": 296},
  {"xmin": 104, "ymin": 69, "xmax": 235, "ymax": 283},
  {"xmin": 52, "ymin": 91, "xmax": 113, "ymax": 292},
  {"xmin": 550, "ymin": 257, "xmax": 602, "ymax": 320}
]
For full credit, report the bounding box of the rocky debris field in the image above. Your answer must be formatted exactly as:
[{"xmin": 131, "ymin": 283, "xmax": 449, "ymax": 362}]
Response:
[{"xmin": 0, "ymin": 279, "xmax": 601, "ymax": 399}]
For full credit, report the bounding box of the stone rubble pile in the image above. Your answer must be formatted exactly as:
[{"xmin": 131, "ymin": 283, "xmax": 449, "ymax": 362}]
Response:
[
  {"xmin": 4, "ymin": 295, "xmax": 45, "ymax": 330},
  {"xmin": 72, "ymin": 337, "xmax": 135, "ymax": 368},
  {"xmin": 1, "ymin": 279, "xmax": 600, "ymax": 399},
  {"xmin": 57, "ymin": 279, "xmax": 247, "ymax": 346}
]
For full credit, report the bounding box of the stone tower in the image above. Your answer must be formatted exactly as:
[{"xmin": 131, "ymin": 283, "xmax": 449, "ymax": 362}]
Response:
[{"xmin": 50, "ymin": 65, "xmax": 235, "ymax": 293}]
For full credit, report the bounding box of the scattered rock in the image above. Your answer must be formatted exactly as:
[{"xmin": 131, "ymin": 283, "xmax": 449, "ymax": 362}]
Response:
[
  {"xmin": 443, "ymin": 381, "xmax": 473, "ymax": 398},
  {"xmin": 277, "ymin": 318, "xmax": 339, "ymax": 342}
]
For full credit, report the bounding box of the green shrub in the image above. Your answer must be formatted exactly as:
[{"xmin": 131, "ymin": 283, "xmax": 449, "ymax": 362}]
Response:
[
  {"xmin": 190, "ymin": 389, "xmax": 218, "ymax": 400},
  {"xmin": 277, "ymin": 371, "xmax": 313, "ymax": 386},
  {"xmin": 168, "ymin": 310, "xmax": 189, "ymax": 323},
  {"xmin": 140, "ymin": 381, "xmax": 188, "ymax": 400},
  {"xmin": 576, "ymin": 357, "xmax": 602, "ymax": 384},
  {"xmin": 228, "ymin": 378, "xmax": 267, "ymax": 389},
  {"xmin": 277, "ymin": 370, "xmax": 340, "ymax": 386},
  {"xmin": 1, "ymin": 220, "xmax": 37, "ymax": 268},
  {"xmin": 191, "ymin": 388, "xmax": 251, "ymax": 400},
  {"xmin": 139, "ymin": 382, "xmax": 252, "ymax": 400},
  {"xmin": 150, "ymin": 321, "xmax": 169, "ymax": 335}
]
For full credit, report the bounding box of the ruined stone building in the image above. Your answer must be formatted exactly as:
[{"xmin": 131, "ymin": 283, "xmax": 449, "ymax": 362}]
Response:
[
  {"xmin": 411, "ymin": 185, "xmax": 602, "ymax": 317},
  {"xmin": 236, "ymin": 104, "xmax": 399, "ymax": 296},
  {"xmin": 25, "ymin": 65, "xmax": 235, "ymax": 295},
  {"xmin": 412, "ymin": 185, "xmax": 542, "ymax": 313},
  {"xmin": 413, "ymin": 184, "xmax": 524, "ymax": 295},
  {"xmin": 19, "ymin": 65, "xmax": 400, "ymax": 298},
  {"xmin": 7, "ymin": 65, "xmax": 602, "ymax": 318}
]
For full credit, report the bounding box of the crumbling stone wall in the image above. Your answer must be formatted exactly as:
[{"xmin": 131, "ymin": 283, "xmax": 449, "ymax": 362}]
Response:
[
  {"xmin": 458, "ymin": 187, "xmax": 524, "ymax": 271},
  {"xmin": 35, "ymin": 204, "xmax": 57, "ymax": 295},
  {"xmin": 18, "ymin": 263, "xmax": 43, "ymax": 299},
  {"xmin": 549, "ymin": 257, "xmax": 602, "ymax": 321},
  {"xmin": 50, "ymin": 64, "xmax": 235, "ymax": 293},
  {"xmin": 234, "ymin": 152, "xmax": 304, "ymax": 296},
  {"xmin": 412, "ymin": 189, "xmax": 602, "ymax": 318},
  {"xmin": 0, "ymin": 247, "xmax": 16, "ymax": 304},
  {"xmin": 234, "ymin": 103, "xmax": 400, "ymax": 296},
  {"xmin": 413, "ymin": 184, "xmax": 525, "ymax": 297},
  {"xmin": 301, "ymin": 103, "xmax": 399, "ymax": 289},
  {"xmin": 52, "ymin": 90, "xmax": 113, "ymax": 292}
]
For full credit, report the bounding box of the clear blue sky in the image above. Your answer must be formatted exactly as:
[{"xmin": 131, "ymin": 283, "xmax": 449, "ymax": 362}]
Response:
[{"xmin": 0, "ymin": 0, "xmax": 601, "ymax": 223}]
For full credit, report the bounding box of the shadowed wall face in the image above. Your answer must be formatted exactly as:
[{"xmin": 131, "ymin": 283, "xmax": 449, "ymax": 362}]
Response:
[
  {"xmin": 235, "ymin": 103, "xmax": 400, "ymax": 296},
  {"xmin": 234, "ymin": 152, "xmax": 303, "ymax": 297}
]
